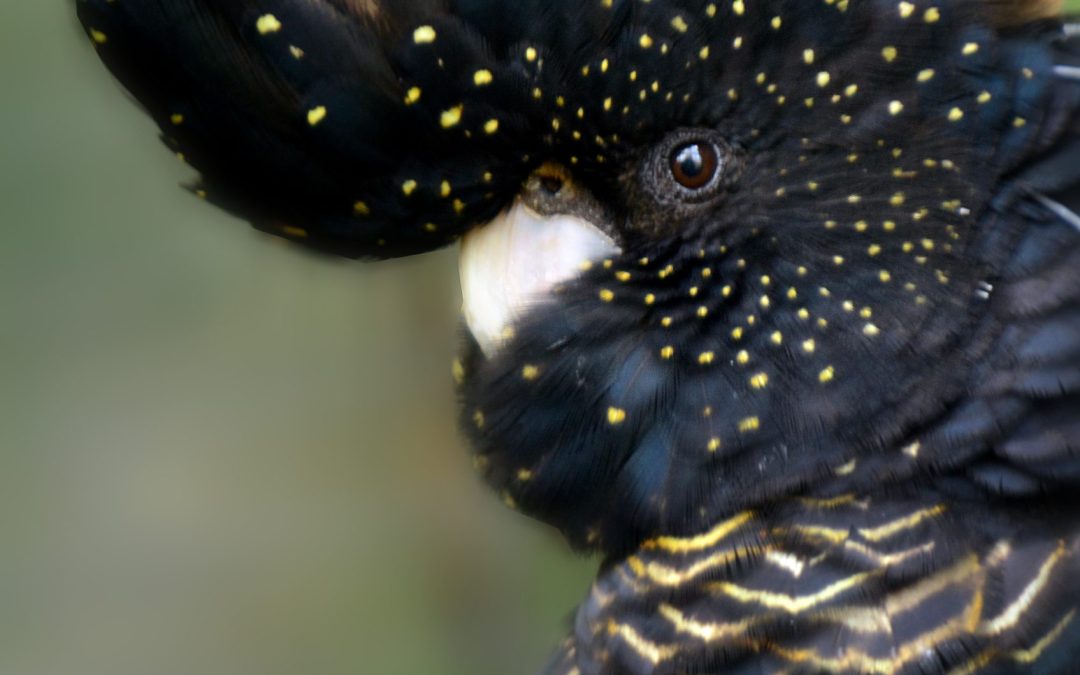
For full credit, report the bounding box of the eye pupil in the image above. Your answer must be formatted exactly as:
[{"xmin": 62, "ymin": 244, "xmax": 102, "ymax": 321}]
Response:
[
  {"xmin": 676, "ymin": 145, "xmax": 705, "ymax": 176},
  {"xmin": 670, "ymin": 142, "xmax": 719, "ymax": 189}
]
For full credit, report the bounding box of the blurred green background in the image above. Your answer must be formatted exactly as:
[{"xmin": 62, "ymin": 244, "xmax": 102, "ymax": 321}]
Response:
[
  {"xmin": 0, "ymin": 4, "xmax": 595, "ymax": 675},
  {"xmin": 4, "ymin": 3, "xmax": 1079, "ymax": 675}
]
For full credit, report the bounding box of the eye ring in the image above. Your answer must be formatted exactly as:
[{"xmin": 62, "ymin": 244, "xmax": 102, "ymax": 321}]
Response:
[
  {"xmin": 636, "ymin": 129, "xmax": 741, "ymax": 216},
  {"xmin": 670, "ymin": 141, "xmax": 719, "ymax": 190}
]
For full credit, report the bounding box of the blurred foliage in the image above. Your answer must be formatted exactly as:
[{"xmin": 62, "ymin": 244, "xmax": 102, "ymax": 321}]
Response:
[{"xmin": 2, "ymin": 3, "xmax": 1078, "ymax": 675}]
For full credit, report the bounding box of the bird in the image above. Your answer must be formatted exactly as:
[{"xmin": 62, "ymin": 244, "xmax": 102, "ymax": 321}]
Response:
[{"xmin": 76, "ymin": 0, "xmax": 1080, "ymax": 672}]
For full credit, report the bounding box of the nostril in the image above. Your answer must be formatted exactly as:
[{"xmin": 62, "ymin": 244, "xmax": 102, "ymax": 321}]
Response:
[{"xmin": 540, "ymin": 176, "xmax": 564, "ymax": 195}]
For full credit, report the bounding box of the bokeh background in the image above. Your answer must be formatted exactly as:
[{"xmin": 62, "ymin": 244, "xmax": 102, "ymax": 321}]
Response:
[
  {"xmin": 1, "ymin": 4, "xmax": 596, "ymax": 675},
  {"xmin": 4, "ymin": 3, "xmax": 1080, "ymax": 675}
]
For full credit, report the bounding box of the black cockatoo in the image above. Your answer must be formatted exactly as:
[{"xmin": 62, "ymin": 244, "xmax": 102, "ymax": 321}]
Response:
[{"xmin": 77, "ymin": 0, "xmax": 1080, "ymax": 672}]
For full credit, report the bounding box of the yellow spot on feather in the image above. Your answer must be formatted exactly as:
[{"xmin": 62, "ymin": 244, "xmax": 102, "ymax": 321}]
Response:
[
  {"xmin": 413, "ymin": 26, "xmax": 437, "ymax": 44},
  {"xmin": 256, "ymin": 14, "xmax": 282, "ymax": 35},
  {"xmin": 440, "ymin": 105, "xmax": 464, "ymax": 128},
  {"xmin": 307, "ymin": 106, "xmax": 327, "ymax": 126}
]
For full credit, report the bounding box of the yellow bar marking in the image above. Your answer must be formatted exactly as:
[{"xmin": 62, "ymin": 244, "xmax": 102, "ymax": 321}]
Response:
[
  {"xmin": 797, "ymin": 494, "xmax": 857, "ymax": 509},
  {"xmin": 1011, "ymin": 608, "xmax": 1076, "ymax": 663},
  {"xmin": 710, "ymin": 571, "xmax": 875, "ymax": 614},
  {"xmin": 660, "ymin": 604, "xmax": 757, "ymax": 642},
  {"xmin": 633, "ymin": 546, "xmax": 747, "ymax": 587},
  {"xmin": 884, "ymin": 554, "xmax": 980, "ymax": 616},
  {"xmin": 843, "ymin": 539, "xmax": 935, "ymax": 568},
  {"xmin": 859, "ymin": 504, "xmax": 945, "ymax": 542},
  {"xmin": 605, "ymin": 620, "xmax": 677, "ymax": 665},
  {"xmin": 640, "ymin": 511, "xmax": 754, "ymax": 553},
  {"xmin": 979, "ymin": 541, "xmax": 1066, "ymax": 635}
]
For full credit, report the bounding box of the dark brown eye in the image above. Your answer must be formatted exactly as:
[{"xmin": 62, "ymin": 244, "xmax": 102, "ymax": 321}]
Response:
[{"xmin": 670, "ymin": 142, "xmax": 719, "ymax": 189}]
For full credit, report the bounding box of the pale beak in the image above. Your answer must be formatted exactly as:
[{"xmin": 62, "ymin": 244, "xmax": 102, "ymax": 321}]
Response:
[{"xmin": 459, "ymin": 198, "xmax": 619, "ymax": 357}]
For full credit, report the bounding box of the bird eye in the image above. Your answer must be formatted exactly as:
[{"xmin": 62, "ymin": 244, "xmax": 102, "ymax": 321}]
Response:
[
  {"xmin": 639, "ymin": 131, "xmax": 739, "ymax": 214},
  {"xmin": 670, "ymin": 142, "xmax": 719, "ymax": 189}
]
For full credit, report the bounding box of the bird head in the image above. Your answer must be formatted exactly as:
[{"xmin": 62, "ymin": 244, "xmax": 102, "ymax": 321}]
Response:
[{"xmin": 77, "ymin": 0, "xmax": 1076, "ymax": 555}]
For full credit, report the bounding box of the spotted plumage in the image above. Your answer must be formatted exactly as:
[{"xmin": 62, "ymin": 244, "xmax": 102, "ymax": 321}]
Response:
[{"xmin": 77, "ymin": 0, "xmax": 1080, "ymax": 672}]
